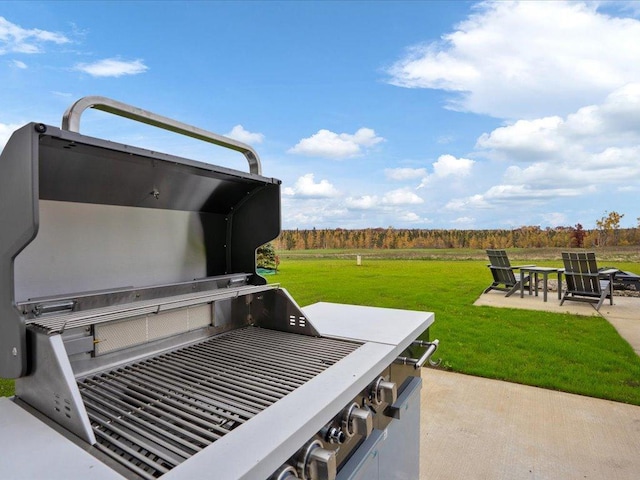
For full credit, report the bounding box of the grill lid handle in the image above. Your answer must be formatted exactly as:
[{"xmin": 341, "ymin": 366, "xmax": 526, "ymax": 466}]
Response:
[{"xmin": 61, "ymin": 95, "xmax": 262, "ymax": 175}]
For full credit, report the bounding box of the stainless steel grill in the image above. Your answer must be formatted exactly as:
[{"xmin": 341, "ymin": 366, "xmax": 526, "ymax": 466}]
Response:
[
  {"xmin": 0, "ymin": 97, "xmax": 437, "ymax": 480},
  {"xmin": 80, "ymin": 327, "xmax": 360, "ymax": 479}
]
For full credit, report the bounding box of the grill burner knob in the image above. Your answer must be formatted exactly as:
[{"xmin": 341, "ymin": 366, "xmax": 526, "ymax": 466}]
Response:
[
  {"xmin": 324, "ymin": 426, "xmax": 346, "ymax": 444},
  {"xmin": 342, "ymin": 402, "xmax": 373, "ymax": 438},
  {"xmin": 297, "ymin": 440, "xmax": 337, "ymax": 480},
  {"xmin": 273, "ymin": 465, "xmax": 299, "ymax": 480},
  {"xmin": 371, "ymin": 377, "xmax": 397, "ymax": 405}
]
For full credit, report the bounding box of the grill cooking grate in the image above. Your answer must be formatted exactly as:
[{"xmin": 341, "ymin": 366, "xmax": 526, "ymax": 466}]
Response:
[{"xmin": 78, "ymin": 327, "xmax": 360, "ymax": 479}]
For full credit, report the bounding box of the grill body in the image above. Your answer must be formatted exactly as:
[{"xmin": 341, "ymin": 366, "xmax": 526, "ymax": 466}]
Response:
[{"xmin": 0, "ymin": 98, "xmax": 435, "ymax": 480}]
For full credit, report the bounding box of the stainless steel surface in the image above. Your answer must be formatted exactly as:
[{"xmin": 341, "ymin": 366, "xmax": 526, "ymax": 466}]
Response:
[
  {"xmin": 274, "ymin": 466, "xmax": 299, "ymax": 480},
  {"xmin": 302, "ymin": 303, "xmax": 434, "ymax": 351},
  {"xmin": 15, "ymin": 201, "xmax": 208, "ymax": 301},
  {"xmin": 2, "ymin": 113, "xmax": 281, "ymax": 377},
  {"xmin": 14, "ymin": 332, "xmax": 96, "ymax": 444},
  {"xmin": 62, "ymin": 96, "xmax": 262, "ymax": 175},
  {"xmin": 18, "ymin": 274, "xmax": 250, "ymax": 320},
  {"xmin": 337, "ymin": 377, "xmax": 422, "ymax": 480},
  {"xmin": 0, "ymin": 397, "xmax": 125, "ymax": 480},
  {"xmin": 26, "ymin": 284, "xmax": 275, "ymax": 333},
  {"xmin": 308, "ymin": 445, "xmax": 337, "ymax": 480},
  {"xmin": 395, "ymin": 339, "xmax": 441, "ymax": 369},
  {"xmin": 414, "ymin": 339, "xmax": 441, "ymax": 368},
  {"xmin": 1, "ymin": 98, "xmax": 436, "ymax": 480},
  {"xmin": 342, "ymin": 403, "xmax": 373, "ymax": 438},
  {"xmin": 298, "ymin": 440, "xmax": 337, "ymax": 480},
  {"xmin": 78, "ymin": 326, "xmax": 359, "ymax": 479},
  {"xmin": 371, "ymin": 378, "xmax": 397, "ymax": 406},
  {"xmin": 323, "ymin": 426, "xmax": 347, "ymax": 445},
  {"xmin": 0, "ymin": 123, "xmax": 35, "ymax": 378},
  {"xmin": 162, "ymin": 340, "xmax": 400, "ymax": 480}
]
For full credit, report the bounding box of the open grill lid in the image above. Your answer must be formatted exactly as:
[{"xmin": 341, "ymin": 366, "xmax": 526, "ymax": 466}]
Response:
[{"xmin": 0, "ymin": 97, "xmax": 281, "ymax": 378}]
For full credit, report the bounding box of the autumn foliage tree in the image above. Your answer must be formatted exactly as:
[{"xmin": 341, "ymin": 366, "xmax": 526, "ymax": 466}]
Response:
[
  {"xmin": 272, "ymin": 211, "xmax": 639, "ymax": 250},
  {"xmin": 596, "ymin": 211, "xmax": 624, "ymax": 246},
  {"xmin": 570, "ymin": 223, "xmax": 586, "ymax": 248}
]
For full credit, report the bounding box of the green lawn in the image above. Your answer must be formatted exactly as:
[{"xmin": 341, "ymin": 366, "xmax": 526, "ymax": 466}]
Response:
[
  {"xmin": 268, "ymin": 257, "xmax": 640, "ymax": 405},
  {"xmin": 2, "ymin": 254, "xmax": 639, "ymax": 405}
]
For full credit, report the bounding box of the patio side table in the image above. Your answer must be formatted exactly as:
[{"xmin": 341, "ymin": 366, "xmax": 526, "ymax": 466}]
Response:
[{"xmin": 520, "ymin": 267, "xmax": 563, "ymax": 302}]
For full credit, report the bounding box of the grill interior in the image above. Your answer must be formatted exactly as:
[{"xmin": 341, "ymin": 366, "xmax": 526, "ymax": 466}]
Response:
[{"xmin": 78, "ymin": 326, "xmax": 360, "ymax": 479}]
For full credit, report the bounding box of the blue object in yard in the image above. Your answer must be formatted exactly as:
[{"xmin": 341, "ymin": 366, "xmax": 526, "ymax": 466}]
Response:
[{"xmin": 257, "ymin": 267, "xmax": 277, "ymax": 275}]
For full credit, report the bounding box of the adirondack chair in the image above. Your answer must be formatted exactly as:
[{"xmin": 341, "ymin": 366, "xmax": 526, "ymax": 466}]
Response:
[
  {"xmin": 484, "ymin": 249, "xmax": 534, "ymax": 297},
  {"xmin": 560, "ymin": 252, "xmax": 617, "ymax": 311}
]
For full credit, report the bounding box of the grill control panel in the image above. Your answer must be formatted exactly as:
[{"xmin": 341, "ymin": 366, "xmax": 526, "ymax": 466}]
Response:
[
  {"xmin": 270, "ymin": 372, "xmax": 399, "ymax": 480},
  {"xmin": 370, "ymin": 376, "xmax": 398, "ymax": 405},
  {"xmin": 342, "ymin": 402, "xmax": 373, "ymax": 438},
  {"xmin": 298, "ymin": 440, "xmax": 337, "ymax": 480},
  {"xmin": 273, "ymin": 465, "xmax": 300, "ymax": 480}
]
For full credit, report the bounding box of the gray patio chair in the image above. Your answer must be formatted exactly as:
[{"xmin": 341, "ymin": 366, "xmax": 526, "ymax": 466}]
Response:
[
  {"xmin": 560, "ymin": 252, "xmax": 617, "ymax": 311},
  {"xmin": 484, "ymin": 249, "xmax": 534, "ymax": 297}
]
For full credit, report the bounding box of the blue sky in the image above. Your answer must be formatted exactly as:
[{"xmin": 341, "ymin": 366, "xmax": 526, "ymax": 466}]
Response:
[{"xmin": 2, "ymin": 1, "xmax": 640, "ymax": 230}]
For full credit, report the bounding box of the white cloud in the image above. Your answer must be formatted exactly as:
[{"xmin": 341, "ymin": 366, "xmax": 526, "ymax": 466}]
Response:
[
  {"xmin": 282, "ymin": 173, "xmax": 339, "ymax": 198},
  {"xmin": 502, "ymin": 147, "xmax": 640, "ymax": 186},
  {"xmin": 398, "ymin": 211, "xmax": 424, "ymax": 223},
  {"xmin": 446, "ymin": 183, "xmax": 596, "ymax": 213},
  {"xmin": 224, "ymin": 125, "xmax": 264, "ymax": 144},
  {"xmin": 476, "ymin": 117, "xmax": 565, "ymax": 161},
  {"xmin": 432, "ymin": 154, "xmax": 474, "ymax": 177},
  {"xmin": 541, "ymin": 212, "xmax": 567, "ymax": 227},
  {"xmin": 418, "ymin": 154, "xmax": 475, "ymax": 187},
  {"xmin": 478, "ymin": 83, "xmax": 640, "ymax": 178},
  {"xmin": 345, "ymin": 195, "xmax": 379, "ymax": 210},
  {"xmin": 451, "ymin": 216, "xmax": 475, "ymax": 226},
  {"xmin": 563, "ymin": 83, "xmax": 640, "ymax": 146},
  {"xmin": 385, "ymin": 167, "xmax": 427, "ymax": 180},
  {"xmin": 10, "ymin": 59, "xmax": 27, "ymax": 69},
  {"xmin": 445, "ymin": 195, "xmax": 488, "ymax": 211},
  {"xmin": 280, "ymin": 197, "xmax": 350, "ymax": 228},
  {"xmin": 442, "ymin": 82, "xmax": 640, "ymax": 215},
  {"xmin": 285, "ymin": 211, "xmax": 323, "ymax": 226},
  {"xmin": 386, "ymin": 2, "xmax": 640, "ymax": 119},
  {"xmin": 0, "ymin": 16, "xmax": 70, "ymax": 55},
  {"xmin": 382, "ymin": 188, "xmax": 424, "ymax": 206},
  {"xmin": 74, "ymin": 58, "xmax": 148, "ymax": 77},
  {"xmin": 288, "ymin": 127, "xmax": 383, "ymax": 159}
]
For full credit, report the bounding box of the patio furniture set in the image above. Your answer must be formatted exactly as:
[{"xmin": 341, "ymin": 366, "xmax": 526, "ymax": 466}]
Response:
[{"xmin": 483, "ymin": 249, "xmax": 639, "ymax": 311}]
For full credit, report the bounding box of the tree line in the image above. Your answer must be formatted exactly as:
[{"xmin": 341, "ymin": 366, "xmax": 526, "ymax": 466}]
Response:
[{"xmin": 272, "ymin": 212, "xmax": 640, "ymax": 250}]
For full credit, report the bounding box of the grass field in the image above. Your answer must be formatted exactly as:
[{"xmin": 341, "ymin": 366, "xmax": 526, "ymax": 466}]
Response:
[
  {"xmin": 2, "ymin": 248, "xmax": 639, "ymax": 405},
  {"xmin": 269, "ymin": 250, "xmax": 640, "ymax": 406}
]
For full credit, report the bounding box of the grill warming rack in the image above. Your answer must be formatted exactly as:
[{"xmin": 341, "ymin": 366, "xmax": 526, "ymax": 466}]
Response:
[{"xmin": 25, "ymin": 284, "xmax": 275, "ymax": 334}]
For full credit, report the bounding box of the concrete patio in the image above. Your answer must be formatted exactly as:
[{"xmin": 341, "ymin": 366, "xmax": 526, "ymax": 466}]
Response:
[
  {"xmin": 416, "ymin": 287, "xmax": 639, "ymax": 479},
  {"xmin": 420, "ymin": 368, "xmax": 640, "ymax": 480}
]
